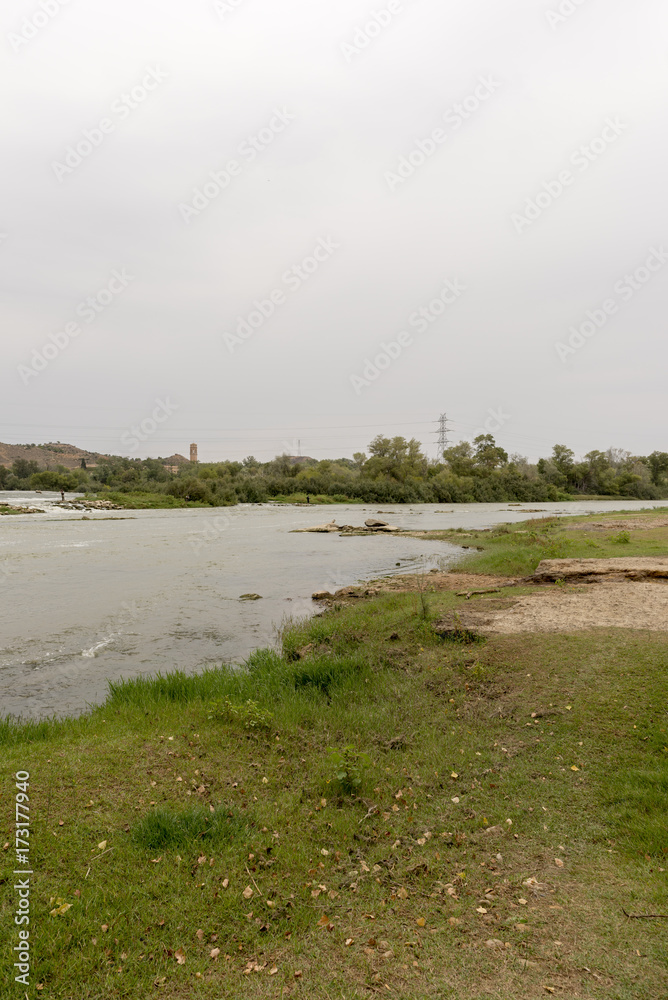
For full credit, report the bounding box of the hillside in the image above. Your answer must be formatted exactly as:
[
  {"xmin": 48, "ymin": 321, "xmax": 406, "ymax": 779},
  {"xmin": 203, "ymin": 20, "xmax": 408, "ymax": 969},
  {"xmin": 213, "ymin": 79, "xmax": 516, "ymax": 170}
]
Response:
[{"xmin": 0, "ymin": 441, "xmax": 106, "ymax": 470}]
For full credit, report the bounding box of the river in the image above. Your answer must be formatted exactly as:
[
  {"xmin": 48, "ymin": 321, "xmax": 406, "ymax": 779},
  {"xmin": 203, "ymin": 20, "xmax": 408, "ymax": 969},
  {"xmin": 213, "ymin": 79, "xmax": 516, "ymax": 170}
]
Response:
[{"xmin": 1, "ymin": 493, "xmax": 666, "ymax": 719}]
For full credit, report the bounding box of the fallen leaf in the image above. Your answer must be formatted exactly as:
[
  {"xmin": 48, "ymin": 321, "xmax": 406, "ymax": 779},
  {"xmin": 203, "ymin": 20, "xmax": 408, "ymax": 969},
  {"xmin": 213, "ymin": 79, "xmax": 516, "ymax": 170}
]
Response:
[
  {"xmin": 243, "ymin": 886, "xmax": 253, "ymax": 899},
  {"xmin": 345, "ymin": 938, "xmax": 354, "ymax": 946},
  {"xmin": 476, "ymin": 907, "xmax": 488, "ymax": 915},
  {"xmin": 451, "ymin": 796, "xmax": 460, "ymax": 804},
  {"xmin": 269, "ymin": 965, "xmax": 278, "ymax": 975},
  {"xmin": 451, "ymin": 772, "xmax": 458, "ymax": 778},
  {"xmin": 97, "ymin": 840, "xmax": 107, "ymax": 850},
  {"xmin": 196, "ymin": 929, "xmax": 204, "ymax": 941},
  {"xmin": 416, "ymin": 917, "xmax": 426, "ymax": 927},
  {"xmin": 397, "ymin": 887, "xmax": 408, "ymax": 899},
  {"xmin": 222, "ymin": 878, "xmax": 229, "ymax": 889},
  {"xmin": 210, "ymin": 948, "xmax": 220, "ymax": 960},
  {"xmin": 175, "ymin": 949, "xmax": 186, "ymax": 965},
  {"xmin": 518, "ymin": 898, "xmax": 528, "ymax": 906},
  {"xmin": 318, "ymin": 914, "xmax": 331, "ymax": 926},
  {"xmin": 554, "ymin": 859, "xmax": 564, "ymax": 868},
  {"xmin": 49, "ymin": 903, "xmax": 72, "ymax": 916},
  {"xmin": 571, "ymin": 765, "xmax": 579, "ymax": 772},
  {"xmin": 294, "ymin": 970, "xmax": 303, "ymax": 979},
  {"xmin": 101, "ymin": 924, "xmax": 109, "ymax": 932},
  {"xmin": 150, "ymin": 858, "xmax": 162, "ymax": 864}
]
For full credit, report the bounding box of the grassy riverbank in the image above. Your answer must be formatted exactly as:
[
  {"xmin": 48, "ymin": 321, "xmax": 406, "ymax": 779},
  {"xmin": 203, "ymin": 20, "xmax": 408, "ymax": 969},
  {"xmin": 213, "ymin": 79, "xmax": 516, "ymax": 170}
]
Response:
[
  {"xmin": 416, "ymin": 507, "xmax": 668, "ymax": 577},
  {"xmin": 1, "ymin": 514, "xmax": 667, "ymax": 998}
]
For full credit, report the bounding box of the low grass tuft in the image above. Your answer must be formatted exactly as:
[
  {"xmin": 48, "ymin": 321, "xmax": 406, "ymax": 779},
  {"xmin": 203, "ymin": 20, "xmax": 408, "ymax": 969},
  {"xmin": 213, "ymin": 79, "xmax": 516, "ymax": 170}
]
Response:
[{"xmin": 131, "ymin": 805, "xmax": 246, "ymax": 851}]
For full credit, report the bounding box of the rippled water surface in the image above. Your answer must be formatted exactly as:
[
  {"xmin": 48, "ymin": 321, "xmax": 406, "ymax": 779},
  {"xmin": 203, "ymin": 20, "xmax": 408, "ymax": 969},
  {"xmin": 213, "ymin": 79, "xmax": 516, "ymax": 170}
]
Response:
[{"xmin": 2, "ymin": 493, "xmax": 666, "ymax": 718}]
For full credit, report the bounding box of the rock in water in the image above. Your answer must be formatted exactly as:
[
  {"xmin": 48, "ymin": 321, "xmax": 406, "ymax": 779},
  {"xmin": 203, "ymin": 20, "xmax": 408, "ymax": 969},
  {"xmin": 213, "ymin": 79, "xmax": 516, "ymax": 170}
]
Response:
[
  {"xmin": 239, "ymin": 593, "xmax": 262, "ymax": 601},
  {"xmin": 365, "ymin": 518, "xmax": 388, "ymax": 527}
]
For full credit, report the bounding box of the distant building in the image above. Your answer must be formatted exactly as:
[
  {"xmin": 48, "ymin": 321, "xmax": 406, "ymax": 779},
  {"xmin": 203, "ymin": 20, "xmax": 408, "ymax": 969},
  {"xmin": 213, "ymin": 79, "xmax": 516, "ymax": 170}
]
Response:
[
  {"xmin": 190, "ymin": 443, "xmax": 198, "ymax": 463},
  {"xmin": 162, "ymin": 453, "xmax": 189, "ymax": 475}
]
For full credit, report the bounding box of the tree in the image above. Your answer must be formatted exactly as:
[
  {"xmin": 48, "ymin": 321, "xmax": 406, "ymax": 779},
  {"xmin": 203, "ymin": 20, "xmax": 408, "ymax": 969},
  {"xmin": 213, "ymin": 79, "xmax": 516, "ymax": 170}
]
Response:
[
  {"xmin": 647, "ymin": 451, "xmax": 668, "ymax": 487},
  {"xmin": 442, "ymin": 442, "xmax": 475, "ymax": 477},
  {"xmin": 12, "ymin": 459, "xmax": 40, "ymax": 480},
  {"xmin": 473, "ymin": 434, "xmax": 508, "ymax": 471},
  {"xmin": 551, "ymin": 445, "xmax": 575, "ymax": 475},
  {"xmin": 364, "ymin": 436, "xmax": 427, "ymax": 482}
]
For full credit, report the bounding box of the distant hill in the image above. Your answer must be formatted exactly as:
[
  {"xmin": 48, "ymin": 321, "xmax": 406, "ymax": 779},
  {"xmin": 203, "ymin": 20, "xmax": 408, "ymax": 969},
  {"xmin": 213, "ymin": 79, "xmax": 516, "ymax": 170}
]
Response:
[
  {"xmin": 0, "ymin": 443, "xmax": 193, "ymax": 471},
  {"xmin": 0, "ymin": 442, "xmax": 107, "ymax": 470}
]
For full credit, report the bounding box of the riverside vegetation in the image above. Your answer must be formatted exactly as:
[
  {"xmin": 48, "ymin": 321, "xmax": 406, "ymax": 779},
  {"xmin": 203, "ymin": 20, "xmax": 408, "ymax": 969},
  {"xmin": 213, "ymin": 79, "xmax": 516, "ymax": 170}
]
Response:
[
  {"xmin": 1, "ymin": 511, "xmax": 667, "ymax": 998},
  {"xmin": 2, "ymin": 437, "xmax": 668, "ymax": 508}
]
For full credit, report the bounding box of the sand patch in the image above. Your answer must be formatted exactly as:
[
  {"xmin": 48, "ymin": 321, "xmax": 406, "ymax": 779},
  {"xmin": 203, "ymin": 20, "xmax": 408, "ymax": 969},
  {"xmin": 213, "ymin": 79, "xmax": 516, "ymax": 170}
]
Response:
[{"xmin": 439, "ymin": 582, "xmax": 668, "ymax": 634}]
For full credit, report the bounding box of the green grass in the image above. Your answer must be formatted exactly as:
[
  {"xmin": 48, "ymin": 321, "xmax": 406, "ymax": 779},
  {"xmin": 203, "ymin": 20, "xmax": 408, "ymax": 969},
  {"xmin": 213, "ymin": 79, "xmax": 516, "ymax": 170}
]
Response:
[
  {"xmin": 131, "ymin": 806, "xmax": 246, "ymax": 851},
  {"xmin": 421, "ymin": 511, "xmax": 668, "ymax": 577},
  {"xmin": 2, "ymin": 511, "xmax": 668, "ymax": 998},
  {"xmin": 94, "ymin": 492, "xmax": 215, "ymax": 510},
  {"xmin": 269, "ymin": 493, "xmax": 363, "ymax": 505}
]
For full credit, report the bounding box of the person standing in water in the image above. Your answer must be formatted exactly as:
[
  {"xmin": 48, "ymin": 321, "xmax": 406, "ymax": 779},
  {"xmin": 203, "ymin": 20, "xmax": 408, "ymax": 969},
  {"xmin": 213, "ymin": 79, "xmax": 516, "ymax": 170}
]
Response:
[{"xmin": 60, "ymin": 489, "xmax": 65, "ymax": 502}]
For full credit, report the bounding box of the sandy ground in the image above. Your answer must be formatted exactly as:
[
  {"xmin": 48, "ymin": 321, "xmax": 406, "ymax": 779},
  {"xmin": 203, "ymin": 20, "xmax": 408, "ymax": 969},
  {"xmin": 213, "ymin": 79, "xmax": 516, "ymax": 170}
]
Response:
[
  {"xmin": 561, "ymin": 516, "xmax": 668, "ymax": 531},
  {"xmin": 456, "ymin": 582, "xmax": 668, "ymax": 633},
  {"xmin": 335, "ymin": 568, "xmax": 668, "ymax": 633}
]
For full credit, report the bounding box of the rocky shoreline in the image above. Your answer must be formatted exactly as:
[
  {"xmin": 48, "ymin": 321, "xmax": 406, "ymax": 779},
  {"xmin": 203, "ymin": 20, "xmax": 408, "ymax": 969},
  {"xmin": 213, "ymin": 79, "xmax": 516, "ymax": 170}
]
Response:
[{"xmin": 292, "ymin": 517, "xmax": 402, "ymax": 535}]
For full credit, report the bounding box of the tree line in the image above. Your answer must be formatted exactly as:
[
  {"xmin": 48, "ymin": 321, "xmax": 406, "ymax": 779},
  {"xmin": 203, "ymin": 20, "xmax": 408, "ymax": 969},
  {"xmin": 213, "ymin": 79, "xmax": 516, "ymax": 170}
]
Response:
[{"xmin": 2, "ymin": 435, "xmax": 667, "ymax": 505}]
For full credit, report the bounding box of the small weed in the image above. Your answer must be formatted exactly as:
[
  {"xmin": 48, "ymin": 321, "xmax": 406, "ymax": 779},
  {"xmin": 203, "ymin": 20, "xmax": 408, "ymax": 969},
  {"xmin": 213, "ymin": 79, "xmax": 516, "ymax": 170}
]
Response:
[
  {"xmin": 207, "ymin": 697, "xmax": 273, "ymax": 730},
  {"xmin": 327, "ymin": 745, "xmax": 372, "ymax": 794},
  {"xmin": 610, "ymin": 530, "xmax": 631, "ymax": 544}
]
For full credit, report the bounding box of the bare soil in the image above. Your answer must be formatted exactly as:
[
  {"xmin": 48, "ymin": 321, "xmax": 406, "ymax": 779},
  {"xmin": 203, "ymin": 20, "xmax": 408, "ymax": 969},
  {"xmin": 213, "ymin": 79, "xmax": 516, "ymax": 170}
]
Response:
[
  {"xmin": 447, "ymin": 581, "xmax": 668, "ymax": 634},
  {"xmin": 336, "ymin": 568, "xmax": 668, "ymax": 634},
  {"xmin": 561, "ymin": 516, "xmax": 668, "ymax": 531}
]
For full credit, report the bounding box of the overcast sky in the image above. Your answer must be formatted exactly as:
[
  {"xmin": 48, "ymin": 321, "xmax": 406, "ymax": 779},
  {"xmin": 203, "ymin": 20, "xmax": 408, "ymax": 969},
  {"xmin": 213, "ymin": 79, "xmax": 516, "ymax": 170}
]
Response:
[{"xmin": 2, "ymin": 0, "xmax": 667, "ymax": 463}]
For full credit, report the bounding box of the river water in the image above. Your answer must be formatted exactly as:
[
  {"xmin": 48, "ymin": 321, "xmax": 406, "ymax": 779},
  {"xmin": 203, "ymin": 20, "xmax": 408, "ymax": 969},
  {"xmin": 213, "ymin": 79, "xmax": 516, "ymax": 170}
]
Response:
[{"xmin": 2, "ymin": 493, "xmax": 666, "ymax": 719}]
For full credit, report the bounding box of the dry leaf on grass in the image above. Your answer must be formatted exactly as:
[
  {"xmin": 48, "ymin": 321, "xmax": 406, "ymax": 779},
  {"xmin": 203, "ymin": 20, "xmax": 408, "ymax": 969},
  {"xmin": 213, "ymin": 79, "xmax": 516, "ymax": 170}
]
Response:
[
  {"xmin": 175, "ymin": 949, "xmax": 186, "ymax": 965},
  {"xmin": 210, "ymin": 948, "xmax": 220, "ymax": 960},
  {"xmin": 196, "ymin": 929, "xmax": 204, "ymax": 941},
  {"xmin": 243, "ymin": 886, "xmax": 253, "ymax": 899}
]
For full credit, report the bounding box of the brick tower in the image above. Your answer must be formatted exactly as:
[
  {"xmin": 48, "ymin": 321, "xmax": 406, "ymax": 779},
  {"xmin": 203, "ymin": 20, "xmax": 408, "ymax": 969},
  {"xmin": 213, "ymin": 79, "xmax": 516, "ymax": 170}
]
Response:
[{"xmin": 190, "ymin": 443, "xmax": 198, "ymax": 463}]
